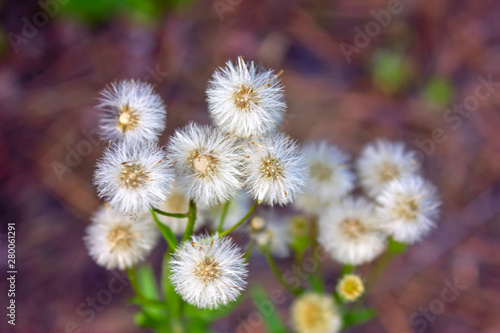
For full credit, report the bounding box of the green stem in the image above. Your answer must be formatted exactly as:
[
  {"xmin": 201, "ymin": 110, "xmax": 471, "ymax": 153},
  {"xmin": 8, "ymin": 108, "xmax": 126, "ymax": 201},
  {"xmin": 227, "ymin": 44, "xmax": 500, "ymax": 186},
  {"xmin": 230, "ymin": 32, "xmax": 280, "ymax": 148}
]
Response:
[
  {"xmin": 309, "ymin": 219, "xmax": 324, "ymax": 292},
  {"xmin": 219, "ymin": 201, "xmax": 258, "ymax": 237},
  {"xmin": 365, "ymin": 251, "xmax": 394, "ymax": 293},
  {"xmin": 217, "ymin": 201, "xmax": 231, "ymax": 233},
  {"xmin": 181, "ymin": 200, "xmax": 197, "ymax": 243},
  {"xmin": 153, "ymin": 208, "xmax": 189, "ymax": 218},
  {"xmin": 150, "ymin": 209, "xmax": 178, "ymax": 250},
  {"xmin": 126, "ymin": 267, "xmax": 144, "ymax": 299},
  {"xmin": 263, "ymin": 249, "xmax": 303, "ymax": 296},
  {"xmin": 341, "ymin": 264, "xmax": 354, "ymax": 276},
  {"xmin": 244, "ymin": 240, "xmax": 254, "ymax": 263}
]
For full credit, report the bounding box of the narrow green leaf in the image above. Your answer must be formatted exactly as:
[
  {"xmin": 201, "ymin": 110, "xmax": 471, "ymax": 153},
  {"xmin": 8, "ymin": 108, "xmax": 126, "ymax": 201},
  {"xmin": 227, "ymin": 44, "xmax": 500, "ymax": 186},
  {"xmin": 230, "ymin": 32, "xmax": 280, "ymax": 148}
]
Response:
[
  {"xmin": 250, "ymin": 286, "xmax": 288, "ymax": 333},
  {"xmin": 387, "ymin": 237, "xmax": 407, "ymax": 254},
  {"xmin": 151, "ymin": 209, "xmax": 178, "ymax": 249},
  {"xmin": 343, "ymin": 308, "xmax": 376, "ymax": 328}
]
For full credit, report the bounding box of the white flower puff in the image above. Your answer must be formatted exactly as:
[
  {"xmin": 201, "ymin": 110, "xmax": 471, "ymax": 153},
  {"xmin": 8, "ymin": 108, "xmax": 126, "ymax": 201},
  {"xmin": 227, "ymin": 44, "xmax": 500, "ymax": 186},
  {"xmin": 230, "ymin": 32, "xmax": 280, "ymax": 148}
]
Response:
[
  {"xmin": 94, "ymin": 141, "xmax": 174, "ymax": 216},
  {"xmin": 356, "ymin": 139, "xmax": 419, "ymax": 198},
  {"xmin": 318, "ymin": 197, "xmax": 386, "ymax": 266},
  {"xmin": 97, "ymin": 79, "xmax": 167, "ymax": 144},
  {"xmin": 84, "ymin": 205, "xmax": 159, "ymax": 270},
  {"xmin": 295, "ymin": 142, "xmax": 355, "ymax": 214},
  {"xmin": 206, "ymin": 56, "xmax": 286, "ymax": 138},
  {"xmin": 169, "ymin": 234, "xmax": 248, "ymax": 309},
  {"xmin": 376, "ymin": 175, "xmax": 441, "ymax": 244},
  {"xmin": 167, "ymin": 123, "xmax": 243, "ymax": 207},
  {"xmin": 244, "ymin": 132, "xmax": 307, "ymax": 206}
]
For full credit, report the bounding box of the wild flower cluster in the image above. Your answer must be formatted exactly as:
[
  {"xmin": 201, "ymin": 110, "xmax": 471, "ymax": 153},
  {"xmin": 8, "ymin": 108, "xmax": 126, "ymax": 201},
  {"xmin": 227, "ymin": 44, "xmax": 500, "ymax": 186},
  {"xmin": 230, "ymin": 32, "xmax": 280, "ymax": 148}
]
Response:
[{"xmin": 83, "ymin": 57, "xmax": 441, "ymax": 333}]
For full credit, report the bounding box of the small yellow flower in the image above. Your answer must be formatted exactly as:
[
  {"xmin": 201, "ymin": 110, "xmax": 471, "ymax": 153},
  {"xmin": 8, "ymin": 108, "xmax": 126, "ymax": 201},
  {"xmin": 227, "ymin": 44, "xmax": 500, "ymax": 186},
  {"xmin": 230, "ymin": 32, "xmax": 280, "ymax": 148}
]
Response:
[
  {"xmin": 336, "ymin": 274, "xmax": 364, "ymax": 302},
  {"xmin": 291, "ymin": 293, "xmax": 342, "ymax": 333}
]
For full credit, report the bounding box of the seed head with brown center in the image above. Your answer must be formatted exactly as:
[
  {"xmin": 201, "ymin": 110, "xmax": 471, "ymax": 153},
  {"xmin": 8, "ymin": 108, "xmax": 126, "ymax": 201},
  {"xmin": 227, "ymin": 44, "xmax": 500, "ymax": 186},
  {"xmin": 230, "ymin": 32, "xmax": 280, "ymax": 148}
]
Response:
[{"xmin": 119, "ymin": 162, "xmax": 149, "ymax": 189}]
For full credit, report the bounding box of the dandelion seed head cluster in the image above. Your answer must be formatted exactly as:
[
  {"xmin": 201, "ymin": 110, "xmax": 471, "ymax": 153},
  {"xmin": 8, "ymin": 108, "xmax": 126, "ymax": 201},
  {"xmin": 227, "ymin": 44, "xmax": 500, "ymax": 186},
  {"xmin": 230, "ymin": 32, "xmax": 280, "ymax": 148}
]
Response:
[{"xmin": 86, "ymin": 56, "xmax": 443, "ymax": 324}]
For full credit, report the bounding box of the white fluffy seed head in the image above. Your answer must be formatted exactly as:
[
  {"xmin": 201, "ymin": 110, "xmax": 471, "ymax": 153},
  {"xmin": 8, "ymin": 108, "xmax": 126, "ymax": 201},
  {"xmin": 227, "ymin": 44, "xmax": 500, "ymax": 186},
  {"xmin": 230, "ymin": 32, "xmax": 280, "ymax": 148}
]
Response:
[
  {"xmin": 243, "ymin": 132, "xmax": 307, "ymax": 206},
  {"xmin": 291, "ymin": 292, "xmax": 342, "ymax": 333},
  {"xmin": 318, "ymin": 197, "xmax": 386, "ymax": 266},
  {"xmin": 169, "ymin": 234, "xmax": 248, "ymax": 309},
  {"xmin": 97, "ymin": 80, "xmax": 167, "ymax": 144},
  {"xmin": 295, "ymin": 142, "xmax": 355, "ymax": 214},
  {"xmin": 206, "ymin": 56, "xmax": 286, "ymax": 138},
  {"xmin": 84, "ymin": 205, "xmax": 159, "ymax": 270},
  {"xmin": 94, "ymin": 141, "xmax": 174, "ymax": 216},
  {"xmin": 376, "ymin": 175, "xmax": 441, "ymax": 244},
  {"xmin": 153, "ymin": 185, "xmax": 204, "ymax": 236},
  {"xmin": 357, "ymin": 139, "xmax": 419, "ymax": 198},
  {"xmin": 167, "ymin": 123, "xmax": 243, "ymax": 207}
]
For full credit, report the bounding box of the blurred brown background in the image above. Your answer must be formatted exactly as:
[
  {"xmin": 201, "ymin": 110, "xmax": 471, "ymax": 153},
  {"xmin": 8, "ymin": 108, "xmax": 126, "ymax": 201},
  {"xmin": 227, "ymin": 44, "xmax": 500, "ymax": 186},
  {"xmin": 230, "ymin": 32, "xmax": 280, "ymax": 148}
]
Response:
[{"xmin": 1, "ymin": 0, "xmax": 500, "ymax": 332}]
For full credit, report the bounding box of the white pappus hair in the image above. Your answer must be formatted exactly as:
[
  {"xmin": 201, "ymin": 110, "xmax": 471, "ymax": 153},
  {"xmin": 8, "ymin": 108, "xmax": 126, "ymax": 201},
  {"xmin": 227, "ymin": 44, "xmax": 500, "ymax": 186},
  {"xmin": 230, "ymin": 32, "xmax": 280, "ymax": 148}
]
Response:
[
  {"xmin": 206, "ymin": 56, "xmax": 286, "ymax": 138},
  {"xmin": 356, "ymin": 139, "xmax": 419, "ymax": 198},
  {"xmin": 169, "ymin": 234, "xmax": 248, "ymax": 309},
  {"xmin": 243, "ymin": 132, "xmax": 307, "ymax": 206},
  {"xmin": 84, "ymin": 205, "xmax": 159, "ymax": 270},
  {"xmin": 376, "ymin": 175, "xmax": 441, "ymax": 244},
  {"xmin": 295, "ymin": 142, "xmax": 355, "ymax": 214},
  {"xmin": 97, "ymin": 79, "xmax": 167, "ymax": 144},
  {"xmin": 318, "ymin": 197, "xmax": 386, "ymax": 266},
  {"xmin": 167, "ymin": 122, "xmax": 243, "ymax": 207},
  {"xmin": 94, "ymin": 141, "xmax": 174, "ymax": 216}
]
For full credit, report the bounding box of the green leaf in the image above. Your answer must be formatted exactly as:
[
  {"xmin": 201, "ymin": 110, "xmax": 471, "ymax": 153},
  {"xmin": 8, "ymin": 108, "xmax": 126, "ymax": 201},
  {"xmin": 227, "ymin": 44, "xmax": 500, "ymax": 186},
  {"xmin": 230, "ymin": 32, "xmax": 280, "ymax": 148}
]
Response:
[
  {"xmin": 307, "ymin": 272, "xmax": 325, "ymax": 293},
  {"xmin": 153, "ymin": 212, "xmax": 178, "ymax": 249},
  {"xmin": 343, "ymin": 308, "xmax": 376, "ymax": 329},
  {"xmin": 424, "ymin": 77, "xmax": 454, "ymax": 106},
  {"xmin": 250, "ymin": 286, "xmax": 288, "ymax": 333},
  {"xmin": 136, "ymin": 265, "xmax": 166, "ymax": 327},
  {"xmin": 371, "ymin": 50, "xmax": 410, "ymax": 95},
  {"xmin": 387, "ymin": 237, "xmax": 407, "ymax": 254}
]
